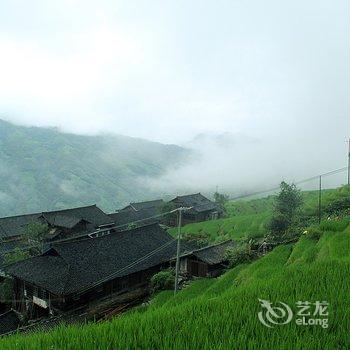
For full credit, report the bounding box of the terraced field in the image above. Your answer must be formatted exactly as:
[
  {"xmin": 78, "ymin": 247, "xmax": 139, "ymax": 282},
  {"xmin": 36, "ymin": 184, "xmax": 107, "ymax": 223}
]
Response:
[{"xmin": 2, "ymin": 187, "xmax": 350, "ymax": 349}]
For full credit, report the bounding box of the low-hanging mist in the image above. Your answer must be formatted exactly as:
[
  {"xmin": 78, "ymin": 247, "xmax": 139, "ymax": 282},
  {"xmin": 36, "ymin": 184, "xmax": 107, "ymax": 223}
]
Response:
[{"xmin": 142, "ymin": 132, "xmax": 349, "ymax": 198}]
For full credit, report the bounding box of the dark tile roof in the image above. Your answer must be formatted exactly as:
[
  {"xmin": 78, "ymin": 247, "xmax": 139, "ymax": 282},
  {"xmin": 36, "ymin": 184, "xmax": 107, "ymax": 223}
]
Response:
[
  {"xmin": 122, "ymin": 199, "xmax": 164, "ymax": 212},
  {"xmin": 182, "ymin": 240, "xmax": 234, "ymax": 265},
  {"xmin": 170, "ymin": 193, "xmax": 219, "ymax": 213},
  {"xmin": 0, "ymin": 205, "xmax": 113, "ymax": 240},
  {"xmin": 42, "ymin": 214, "xmax": 87, "ymax": 229},
  {"xmin": 0, "ymin": 310, "xmax": 21, "ymax": 336},
  {"xmin": 41, "ymin": 205, "xmax": 113, "ymax": 228},
  {"xmin": 6, "ymin": 224, "xmax": 184, "ymax": 296},
  {"xmin": 108, "ymin": 208, "xmax": 159, "ymax": 228}
]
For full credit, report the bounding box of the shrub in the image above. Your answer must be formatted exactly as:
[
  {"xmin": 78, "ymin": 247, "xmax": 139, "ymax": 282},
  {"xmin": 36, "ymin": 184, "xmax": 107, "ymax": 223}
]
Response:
[
  {"xmin": 183, "ymin": 231, "xmax": 211, "ymax": 248},
  {"xmin": 225, "ymin": 244, "xmax": 255, "ymax": 268},
  {"xmin": 267, "ymin": 214, "xmax": 291, "ymax": 235},
  {"xmin": 151, "ymin": 269, "xmax": 175, "ymax": 292},
  {"xmin": 305, "ymin": 227, "xmax": 323, "ymax": 241},
  {"xmin": 326, "ymin": 196, "xmax": 350, "ymax": 215},
  {"xmin": 3, "ymin": 247, "xmax": 30, "ymax": 265}
]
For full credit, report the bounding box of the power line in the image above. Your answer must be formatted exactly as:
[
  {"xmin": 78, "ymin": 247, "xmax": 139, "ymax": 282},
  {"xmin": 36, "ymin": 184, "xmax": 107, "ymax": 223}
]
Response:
[
  {"xmin": 174, "ymin": 208, "xmax": 183, "ymax": 294},
  {"xmin": 228, "ymin": 166, "xmax": 348, "ymax": 201},
  {"xmin": 52, "ymin": 207, "xmax": 182, "ymax": 244},
  {"xmin": 348, "ymin": 139, "xmax": 350, "ymax": 186},
  {"xmin": 52, "ymin": 165, "xmax": 349, "ymax": 244}
]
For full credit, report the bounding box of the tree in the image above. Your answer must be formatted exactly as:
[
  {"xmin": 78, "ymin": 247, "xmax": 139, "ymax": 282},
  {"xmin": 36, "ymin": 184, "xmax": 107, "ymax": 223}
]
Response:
[
  {"xmin": 214, "ymin": 192, "xmax": 229, "ymax": 215},
  {"xmin": 268, "ymin": 181, "xmax": 302, "ymax": 239},
  {"xmin": 22, "ymin": 221, "xmax": 49, "ymax": 254},
  {"xmin": 3, "ymin": 247, "xmax": 30, "ymax": 265}
]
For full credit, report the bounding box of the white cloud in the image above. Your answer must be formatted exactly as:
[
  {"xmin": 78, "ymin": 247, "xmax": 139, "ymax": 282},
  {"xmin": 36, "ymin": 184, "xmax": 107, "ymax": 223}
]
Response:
[{"xmin": 0, "ymin": 0, "xmax": 349, "ymax": 146}]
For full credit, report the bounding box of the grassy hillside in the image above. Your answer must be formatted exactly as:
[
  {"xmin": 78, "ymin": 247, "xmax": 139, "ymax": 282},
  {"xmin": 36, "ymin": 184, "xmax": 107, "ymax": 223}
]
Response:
[
  {"xmin": 176, "ymin": 186, "xmax": 350, "ymax": 243},
  {"xmin": 1, "ymin": 217, "xmax": 349, "ymax": 348},
  {"xmin": 1, "ymin": 188, "xmax": 350, "ymax": 349},
  {"xmin": 0, "ymin": 119, "xmax": 189, "ymax": 216}
]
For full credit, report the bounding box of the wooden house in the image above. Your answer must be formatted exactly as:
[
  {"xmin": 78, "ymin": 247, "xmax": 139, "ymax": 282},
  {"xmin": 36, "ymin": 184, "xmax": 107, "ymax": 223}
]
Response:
[
  {"xmin": 5, "ymin": 224, "xmax": 180, "ymax": 317},
  {"xmin": 0, "ymin": 205, "xmax": 114, "ymax": 243},
  {"xmin": 120, "ymin": 199, "xmax": 164, "ymax": 213},
  {"xmin": 108, "ymin": 207, "xmax": 159, "ymax": 230},
  {"xmin": 0, "ymin": 205, "xmax": 115, "ymax": 269},
  {"xmin": 168, "ymin": 193, "xmax": 222, "ymax": 226},
  {"xmin": 178, "ymin": 240, "xmax": 234, "ymax": 278}
]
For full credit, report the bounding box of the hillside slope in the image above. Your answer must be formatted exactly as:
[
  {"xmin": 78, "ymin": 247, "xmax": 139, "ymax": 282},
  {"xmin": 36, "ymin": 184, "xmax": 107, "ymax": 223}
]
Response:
[
  {"xmin": 176, "ymin": 186, "xmax": 350, "ymax": 243},
  {"xmin": 1, "ymin": 201, "xmax": 349, "ymax": 348},
  {"xmin": 0, "ymin": 119, "xmax": 189, "ymax": 216}
]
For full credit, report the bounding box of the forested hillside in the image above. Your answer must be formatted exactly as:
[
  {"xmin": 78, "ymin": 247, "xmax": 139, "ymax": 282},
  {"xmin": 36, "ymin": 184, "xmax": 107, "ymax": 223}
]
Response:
[{"xmin": 0, "ymin": 119, "xmax": 189, "ymax": 217}]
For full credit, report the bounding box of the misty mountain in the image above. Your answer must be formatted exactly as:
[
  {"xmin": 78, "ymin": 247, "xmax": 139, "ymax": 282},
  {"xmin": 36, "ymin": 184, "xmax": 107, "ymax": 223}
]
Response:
[
  {"xmin": 185, "ymin": 132, "xmax": 259, "ymax": 150},
  {"xmin": 0, "ymin": 119, "xmax": 189, "ymax": 217}
]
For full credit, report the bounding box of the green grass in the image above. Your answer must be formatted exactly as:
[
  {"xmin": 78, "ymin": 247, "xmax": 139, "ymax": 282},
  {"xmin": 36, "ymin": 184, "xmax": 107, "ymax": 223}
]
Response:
[
  {"xmin": 171, "ymin": 185, "xmax": 350, "ymax": 244},
  {"xmin": 2, "ymin": 187, "xmax": 350, "ymax": 349},
  {"xmin": 173, "ymin": 211, "xmax": 272, "ymax": 242},
  {"xmin": 2, "ymin": 216, "xmax": 350, "ymax": 349}
]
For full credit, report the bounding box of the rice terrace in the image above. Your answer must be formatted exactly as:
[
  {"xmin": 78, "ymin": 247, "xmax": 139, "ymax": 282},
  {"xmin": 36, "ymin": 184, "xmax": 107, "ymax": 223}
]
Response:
[{"xmin": 1, "ymin": 181, "xmax": 350, "ymax": 349}]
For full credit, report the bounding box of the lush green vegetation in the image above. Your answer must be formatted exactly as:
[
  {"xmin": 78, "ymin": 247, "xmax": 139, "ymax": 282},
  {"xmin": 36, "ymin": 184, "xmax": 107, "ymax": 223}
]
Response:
[
  {"xmin": 0, "ymin": 119, "xmax": 188, "ymax": 216},
  {"xmin": 175, "ymin": 186, "xmax": 350, "ymax": 244},
  {"xmin": 1, "ymin": 186, "xmax": 349, "ymax": 349},
  {"xmin": 1, "ymin": 217, "xmax": 349, "ymax": 348}
]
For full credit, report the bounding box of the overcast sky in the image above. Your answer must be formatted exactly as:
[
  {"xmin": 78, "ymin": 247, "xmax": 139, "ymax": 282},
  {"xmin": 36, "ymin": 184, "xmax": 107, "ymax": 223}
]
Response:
[{"xmin": 0, "ymin": 0, "xmax": 349, "ymax": 144}]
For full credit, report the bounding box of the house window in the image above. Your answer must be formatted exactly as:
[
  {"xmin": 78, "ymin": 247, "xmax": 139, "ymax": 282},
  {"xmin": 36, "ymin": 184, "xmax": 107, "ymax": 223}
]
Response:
[{"xmin": 211, "ymin": 211, "xmax": 219, "ymax": 220}]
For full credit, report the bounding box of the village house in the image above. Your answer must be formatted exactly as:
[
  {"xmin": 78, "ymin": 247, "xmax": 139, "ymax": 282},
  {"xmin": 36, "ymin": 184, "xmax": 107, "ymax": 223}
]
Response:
[
  {"xmin": 4, "ymin": 221, "xmax": 234, "ymax": 320},
  {"xmin": 0, "ymin": 205, "xmax": 114, "ymax": 243},
  {"xmin": 120, "ymin": 199, "xmax": 164, "ymax": 213},
  {"xmin": 168, "ymin": 193, "xmax": 222, "ymax": 226},
  {"xmin": 177, "ymin": 240, "xmax": 234, "ymax": 277},
  {"xmin": 108, "ymin": 207, "xmax": 160, "ymax": 230},
  {"xmin": 0, "ymin": 205, "xmax": 115, "ymax": 269},
  {"xmin": 5, "ymin": 223, "xmax": 181, "ymax": 318}
]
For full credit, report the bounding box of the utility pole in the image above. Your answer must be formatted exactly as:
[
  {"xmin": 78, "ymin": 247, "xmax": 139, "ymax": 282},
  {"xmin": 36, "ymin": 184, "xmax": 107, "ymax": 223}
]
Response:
[
  {"xmin": 174, "ymin": 208, "xmax": 183, "ymax": 295},
  {"xmin": 318, "ymin": 175, "xmax": 322, "ymax": 224},
  {"xmin": 348, "ymin": 138, "xmax": 350, "ymax": 186}
]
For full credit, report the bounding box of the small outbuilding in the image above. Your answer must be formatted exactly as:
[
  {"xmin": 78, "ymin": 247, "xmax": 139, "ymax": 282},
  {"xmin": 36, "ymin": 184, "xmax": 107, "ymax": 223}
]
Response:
[
  {"xmin": 178, "ymin": 240, "xmax": 234, "ymax": 278},
  {"xmin": 168, "ymin": 193, "xmax": 222, "ymax": 226}
]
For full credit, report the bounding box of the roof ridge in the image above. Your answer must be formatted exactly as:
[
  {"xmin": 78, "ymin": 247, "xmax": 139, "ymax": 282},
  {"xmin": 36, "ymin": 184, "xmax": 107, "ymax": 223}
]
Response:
[
  {"xmin": 0, "ymin": 204, "xmax": 100, "ymax": 221},
  {"xmin": 42, "ymin": 204, "xmax": 98, "ymax": 214},
  {"xmin": 52, "ymin": 222, "xmax": 162, "ymax": 246},
  {"xmin": 0, "ymin": 212, "xmax": 41, "ymax": 220},
  {"xmin": 192, "ymin": 239, "xmax": 233, "ymax": 253},
  {"xmin": 130, "ymin": 199, "xmax": 163, "ymax": 204}
]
